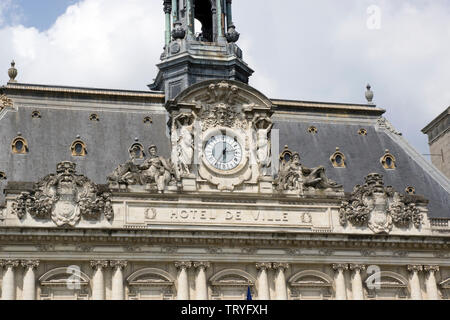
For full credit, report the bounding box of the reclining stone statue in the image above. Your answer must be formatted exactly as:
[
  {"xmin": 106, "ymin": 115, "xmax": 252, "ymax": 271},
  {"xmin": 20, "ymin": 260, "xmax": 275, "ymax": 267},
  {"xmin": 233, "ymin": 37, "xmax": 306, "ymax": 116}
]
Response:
[{"xmin": 278, "ymin": 152, "xmax": 342, "ymax": 191}]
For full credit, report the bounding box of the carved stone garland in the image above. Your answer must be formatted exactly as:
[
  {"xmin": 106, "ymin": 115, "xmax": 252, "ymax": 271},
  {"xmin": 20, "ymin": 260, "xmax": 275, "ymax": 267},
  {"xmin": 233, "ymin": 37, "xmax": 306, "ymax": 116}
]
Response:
[
  {"xmin": 339, "ymin": 173, "xmax": 422, "ymax": 233},
  {"xmin": 12, "ymin": 161, "xmax": 114, "ymax": 227}
]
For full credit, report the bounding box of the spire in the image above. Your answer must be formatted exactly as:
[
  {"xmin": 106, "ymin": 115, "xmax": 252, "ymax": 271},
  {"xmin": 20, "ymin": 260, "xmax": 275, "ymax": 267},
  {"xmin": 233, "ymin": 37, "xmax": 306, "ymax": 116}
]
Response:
[{"xmin": 150, "ymin": 0, "xmax": 253, "ymax": 100}]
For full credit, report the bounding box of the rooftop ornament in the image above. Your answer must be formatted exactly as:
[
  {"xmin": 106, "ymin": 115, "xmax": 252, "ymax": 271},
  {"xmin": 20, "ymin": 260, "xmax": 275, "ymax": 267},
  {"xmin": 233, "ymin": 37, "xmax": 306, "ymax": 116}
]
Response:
[
  {"xmin": 8, "ymin": 60, "xmax": 17, "ymax": 83},
  {"xmin": 365, "ymin": 84, "xmax": 374, "ymax": 104}
]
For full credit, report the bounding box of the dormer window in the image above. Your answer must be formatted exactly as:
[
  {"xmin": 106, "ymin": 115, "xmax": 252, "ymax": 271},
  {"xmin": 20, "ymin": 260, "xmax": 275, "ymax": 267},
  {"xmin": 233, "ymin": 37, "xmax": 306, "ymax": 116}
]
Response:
[
  {"xmin": 12, "ymin": 137, "xmax": 28, "ymax": 154},
  {"xmin": 143, "ymin": 116, "xmax": 153, "ymax": 125},
  {"xmin": 89, "ymin": 114, "xmax": 99, "ymax": 121},
  {"xmin": 405, "ymin": 186, "xmax": 416, "ymax": 195},
  {"xmin": 129, "ymin": 143, "xmax": 145, "ymax": 159},
  {"xmin": 0, "ymin": 171, "xmax": 6, "ymax": 180},
  {"xmin": 330, "ymin": 148, "xmax": 346, "ymax": 168},
  {"xmin": 31, "ymin": 110, "xmax": 41, "ymax": 118},
  {"xmin": 308, "ymin": 126, "xmax": 318, "ymax": 134},
  {"xmin": 71, "ymin": 140, "xmax": 87, "ymax": 157},
  {"xmin": 358, "ymin": 128, "xmax": 367, "ymax": 136},
  {"xmin": 381, "ymin": 150, "xmax": 396, "ymax": 170}
]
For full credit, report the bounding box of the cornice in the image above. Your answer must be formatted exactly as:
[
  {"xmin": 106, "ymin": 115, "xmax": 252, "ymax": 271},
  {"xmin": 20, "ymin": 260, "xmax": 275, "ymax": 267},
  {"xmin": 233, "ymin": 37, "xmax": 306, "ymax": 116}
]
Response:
[{"xmin": 0, "ymin": 227, "xmax": 448, "ymax": 250}]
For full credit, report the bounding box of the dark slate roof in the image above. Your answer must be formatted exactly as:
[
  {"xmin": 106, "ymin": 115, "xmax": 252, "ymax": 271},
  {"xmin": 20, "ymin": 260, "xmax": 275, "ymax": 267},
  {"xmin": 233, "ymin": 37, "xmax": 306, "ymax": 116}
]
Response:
[
  {"xmin": 1, "ymin": 83, "xmax": 449, "ymax": 219},
  {"xmin": 0, "ymin": 84, "xmax": 170, "ymax": 204},
  {"xmin": 274, "ymin": 119, "xmax": 449, "ymax": 218}
]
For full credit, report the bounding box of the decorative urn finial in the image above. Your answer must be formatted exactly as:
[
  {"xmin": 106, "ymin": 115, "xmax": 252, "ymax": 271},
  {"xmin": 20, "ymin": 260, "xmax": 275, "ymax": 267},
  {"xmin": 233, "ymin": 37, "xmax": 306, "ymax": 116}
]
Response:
[
  {"xmin": 225, "ymin": 24, "xmax": 240, "ymax": 43},
  {"xmin": 8, "ymin": 60, "xmax": 18, "ymax": 83},
  {"xmin": 365, "ymin": 84, "xmax": 374, "ymax": 104}
]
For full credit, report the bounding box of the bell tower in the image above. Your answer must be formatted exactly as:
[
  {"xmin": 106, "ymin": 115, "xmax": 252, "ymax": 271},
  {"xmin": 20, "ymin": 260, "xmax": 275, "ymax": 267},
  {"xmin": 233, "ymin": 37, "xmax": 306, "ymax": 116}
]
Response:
[{"xmin": 150, "ymin": 0, "xmax": 254, "ymax": 100}]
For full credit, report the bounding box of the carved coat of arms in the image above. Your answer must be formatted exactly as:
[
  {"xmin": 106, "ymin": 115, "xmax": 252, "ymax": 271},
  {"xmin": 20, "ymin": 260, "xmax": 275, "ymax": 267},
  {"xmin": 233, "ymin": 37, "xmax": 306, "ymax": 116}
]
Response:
[
  {"xmin": 339, "ymin": 173, "xmax": 422, "ymax": 234},
  {"xmin": 12, "ymin": 162, "xmax": 114, "ymax": 227}
]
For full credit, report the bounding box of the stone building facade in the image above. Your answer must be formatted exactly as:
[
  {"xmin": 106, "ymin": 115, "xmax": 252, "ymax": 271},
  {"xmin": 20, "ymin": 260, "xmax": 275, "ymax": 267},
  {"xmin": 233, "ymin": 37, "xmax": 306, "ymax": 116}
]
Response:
[
  {"xmin": 0, "ymin": 0, "xmax": 449, "ymax": 300},
  {"xmin": 422, "ymin": 107, "xmax": 450, "ymax": 179}
]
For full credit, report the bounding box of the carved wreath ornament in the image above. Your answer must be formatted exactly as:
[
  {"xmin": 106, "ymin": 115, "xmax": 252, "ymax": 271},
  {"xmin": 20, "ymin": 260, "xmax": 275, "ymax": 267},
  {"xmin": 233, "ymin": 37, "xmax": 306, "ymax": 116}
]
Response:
[
  {"xmin": 12, "ymin": 161, "xmax": 114, "ymax": 227},
  {"xmin": 339, "ymin": 173, "xmax": 422, "ymax": 234}
]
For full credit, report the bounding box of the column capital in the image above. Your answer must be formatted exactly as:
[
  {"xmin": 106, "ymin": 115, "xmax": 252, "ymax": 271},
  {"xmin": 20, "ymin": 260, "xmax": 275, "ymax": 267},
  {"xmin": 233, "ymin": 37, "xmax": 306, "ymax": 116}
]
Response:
[
  {"xmin": 110, "ymin": 260, "xmax": 128, "ymax": 270},
  {"xmin": 423, "ymin": 265, "xmax": 439, "ymax": 273},
  {"xmin": 273, "ymin": 263, "xmax": 289, "ymax": 271},
  {"xmin": 0, "ymin": 259, "xmax": 20, "ymax": 268},
  {"xmin": 193, "ymin": 261, "xmax": 210, "ymax": 270},
  {"xmin": 407, "ymin": 265, "xmax": 423, "ymax": 273},
  {"xmin": 90, "ymin": 260, "xmax": 109, "ymax": 270},
  {"xmin": 163, "ymin": 0, "xmax": 172, "ymax": 14},
  {"xmin": 332, "ymin": 264, "xmax": 349, "ymax": 272},
  {"xmin": 21, "ymin": 260, "xmax": 40, "ymax": 269},
  {"xmin": 175, "ymin": 261, "xmax": 192, "ymax": 270},
  {"xmin": 349, "ymin": 264, "xmax": 366, "ymax": 272},
  {"xmin": 256, "ymin": 263, "xmax": 272, "ymax": 271}
]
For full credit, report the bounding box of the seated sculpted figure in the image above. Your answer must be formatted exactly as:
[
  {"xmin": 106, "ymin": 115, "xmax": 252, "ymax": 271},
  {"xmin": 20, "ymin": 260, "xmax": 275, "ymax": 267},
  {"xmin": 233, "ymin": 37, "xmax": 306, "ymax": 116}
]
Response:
[
  {"xmin": 139, "ymin": 145, "xmax": 173, "ymax": 192},
  {"xmin": 108, "ymin": 146, "xmax": 142, "ymax": 185}
]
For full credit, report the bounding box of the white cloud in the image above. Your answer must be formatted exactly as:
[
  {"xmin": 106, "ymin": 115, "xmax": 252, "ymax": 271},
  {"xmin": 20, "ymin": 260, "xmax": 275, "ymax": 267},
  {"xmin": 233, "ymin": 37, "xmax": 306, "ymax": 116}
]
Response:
[
  {"xmin": 0, "ymin": 0, "xmax": 164, "ymax": 90},
  {"xmin": 0, "ymin": 0, "xmax": 449, "ymax": 154}
]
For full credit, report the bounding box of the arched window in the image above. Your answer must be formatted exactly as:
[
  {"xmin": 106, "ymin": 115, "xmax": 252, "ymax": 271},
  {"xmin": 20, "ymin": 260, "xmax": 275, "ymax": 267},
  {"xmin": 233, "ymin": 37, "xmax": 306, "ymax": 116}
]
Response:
[
  {"xmin": 288, "ymin": 270, "xmax": 334, "ymax": 300},
  {"xmin": 129, "ymin": 143, "xmax": 145, "ymax": 159},
  {"xmin": 126, "ymin": 268, "xmax": 176, "ymax": 300},
  {"xmin": 11, "ymin": 136, "xmax": 28, "ymax": 154},
  {"xmin": 380, "ymin": 150, "xmax": 396, "ymax": 169},
  {"xmin": 209, "ymin": 269, "xmax": 256, "ymax": 300},
  {"xmin": 440, "ymin": 278, "xmax": 450, "ymax": 300},
  {"xmin": 71, "ymin": 140, "xmax": 87, "ymax": 157},
  {"xmin": 194, "ymin": 0, "xmax": 213, "ymax": 42},
  {"xmin": 330, "ymin": 148, "xmax": 346, "ymax": 168},
  {"xmin": 31, "ymin": 110, "xmax": 41, "ymax": 118},
  {"xmin": 143, "ymin": 116, "xmax": 153, "ymax": 125},
  {"xmin": 364, "ymin": 271, "xmax": 409, "ymax": 300},
  {"xmin": 38, "ymin": 267, "xmax": 91, "ymax": 300},
  {"xmin": 308, "ymin": 126, "xmax": 318, "ymax": 134},
  {"xmin": 89, "ymin": 113, "xmax": 99, "ymax": 121}
]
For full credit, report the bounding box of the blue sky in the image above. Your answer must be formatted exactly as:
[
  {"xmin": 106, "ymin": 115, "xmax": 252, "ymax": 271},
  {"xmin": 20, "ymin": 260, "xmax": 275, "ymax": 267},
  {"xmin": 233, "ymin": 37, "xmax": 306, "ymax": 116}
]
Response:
[
  {"xmin": 2, "ymin": 0, "xmax": 77, "ymax": 30},
  {"xmin": 0, "ymin": 0, "xmax": 449, "ymax": 158}
]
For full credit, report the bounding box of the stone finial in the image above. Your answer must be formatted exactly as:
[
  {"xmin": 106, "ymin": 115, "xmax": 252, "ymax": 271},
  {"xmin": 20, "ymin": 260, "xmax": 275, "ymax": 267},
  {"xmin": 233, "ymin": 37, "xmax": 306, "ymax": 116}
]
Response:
[
  {"xmin": 8, "ymin": 60, "xmax": 18, "ymax": 83},
  {"xmin": 225, "ymin": 24, "xmax": 240, "ymax": 43},
  {"xmin": 365, "ymin": 84, "xmax": 374, "ymax": 104}
]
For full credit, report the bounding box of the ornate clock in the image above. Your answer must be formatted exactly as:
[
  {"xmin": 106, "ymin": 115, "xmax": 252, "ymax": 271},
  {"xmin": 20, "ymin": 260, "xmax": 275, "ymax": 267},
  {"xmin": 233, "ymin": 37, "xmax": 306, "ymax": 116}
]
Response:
[{"xmin": 204, "ymin": 135, "xmax": 243, "ymax": 171}]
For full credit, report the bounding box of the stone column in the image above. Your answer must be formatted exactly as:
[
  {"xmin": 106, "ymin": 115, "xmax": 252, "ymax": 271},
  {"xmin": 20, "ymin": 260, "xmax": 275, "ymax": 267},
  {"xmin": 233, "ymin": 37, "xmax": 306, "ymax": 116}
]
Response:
[
  {"xmin": 164, "ymin": 0, "xmax": 172, "ymax": 47},
  {"xmin": 110, "ymin": 260, "xmax": 127, "ymax": 300},
  {"xmin": 349, "ymin": 264, "xmax": 366, "ymax": 300},
  {"xmin": 172, "ymin": 0, "xmax": 178, "ymax": 22},
  {"xmin": 193, "ymin": 262, "xmax": 210, "ymax": 300},
  {"xmin": 21, "ymin": 260, "xmax": 40, "ymax": 300},
  {"xmin": 186, "ymin": 0, "xmax": 194, "ymax": 37},
  {"xmin": 423, "ymin": 265, "xmax": 440, "ymax": 300},
  {"xmin": 226, "ymin": 0, "xmax": 233, "ymax": 29},
  {"xmin": 91, "ymin": 260, "xmax": 108, "ymax": 300},
  {"xmin": 333, "ymin": 264, "xmax": 348, "ymax": 300},
  {"xmin": 273, "ymin": 263, "xmax": 289, "ymax": 300},
  {"xmin": 216, "ymin": 0, "xmax": 224, "ymax": 38},
  {"xmin": 175, "ymin": 262, "xmax": 192, "ymax": 300},
  {"xmin": 407, "ymin": 265, "xmax": 423, "ymax": 300},
  {"xmin": 1, "ymin": 260, "xmax": 20, "ymax": 300},
  {"xmin": 256, "ymin": 263, "xmax": 271, "ymax": 300}
]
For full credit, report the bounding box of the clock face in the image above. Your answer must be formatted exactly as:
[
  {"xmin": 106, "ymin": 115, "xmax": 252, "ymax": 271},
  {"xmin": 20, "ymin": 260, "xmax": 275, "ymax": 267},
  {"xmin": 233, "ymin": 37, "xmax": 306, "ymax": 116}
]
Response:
[{"xmin": 204, "ymin": 135, "xmax": 243, "ymax": 171}]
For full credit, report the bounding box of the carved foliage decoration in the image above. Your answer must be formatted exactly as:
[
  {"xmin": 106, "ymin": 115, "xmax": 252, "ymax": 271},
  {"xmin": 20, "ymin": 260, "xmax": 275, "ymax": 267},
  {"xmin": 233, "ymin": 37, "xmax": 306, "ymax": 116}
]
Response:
[
  {"xmin": 339, "ymin": 173, "xmax": 423, "ymax": 233},
  {"xmin": 198, "ymin": 82, "xmax": 248, "ymax": 131},
  {"xmin": 12, "ymin": 161, "xmax": 114, "ymax": 227},
  {"xmin": 0, "ymin": 94, "xmax": 13, "ymax": 111}
]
